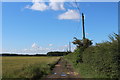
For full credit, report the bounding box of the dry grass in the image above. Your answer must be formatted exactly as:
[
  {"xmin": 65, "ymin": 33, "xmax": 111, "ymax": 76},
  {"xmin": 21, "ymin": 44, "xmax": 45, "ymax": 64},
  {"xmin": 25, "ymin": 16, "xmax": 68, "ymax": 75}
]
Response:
[{"xmin": 2, "ymin": 56, "xmax": 60, "ymax": 78}]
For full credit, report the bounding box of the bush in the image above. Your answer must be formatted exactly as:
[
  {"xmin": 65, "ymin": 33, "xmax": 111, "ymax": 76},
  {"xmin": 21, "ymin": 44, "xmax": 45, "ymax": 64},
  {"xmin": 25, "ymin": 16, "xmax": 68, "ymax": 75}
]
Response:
[
  {"xmin": 65, "ymin": 33, "xmax": 120, "ymax": 78},
  {"xmin": 17, "ymin": 59, "xmax": 60, "ymax": 79},
  {"xmin": 18, "ymin": 63, "xmax": 50, "ymax": 79}
]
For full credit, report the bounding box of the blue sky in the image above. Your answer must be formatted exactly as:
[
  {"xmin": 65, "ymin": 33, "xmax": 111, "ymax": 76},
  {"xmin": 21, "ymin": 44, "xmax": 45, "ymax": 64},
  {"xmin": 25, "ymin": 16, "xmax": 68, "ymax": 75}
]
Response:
[{"xmin": 2, "ymin": 2, "xmax": 118, "ymax": 54}]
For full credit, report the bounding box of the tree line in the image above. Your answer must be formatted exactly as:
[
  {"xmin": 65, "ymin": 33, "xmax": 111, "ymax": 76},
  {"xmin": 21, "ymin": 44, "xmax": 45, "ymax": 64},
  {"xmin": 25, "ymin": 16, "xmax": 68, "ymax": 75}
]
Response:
[{"xmin": 1, "ymin": 51, "xmax": 71, "ymax": 56}]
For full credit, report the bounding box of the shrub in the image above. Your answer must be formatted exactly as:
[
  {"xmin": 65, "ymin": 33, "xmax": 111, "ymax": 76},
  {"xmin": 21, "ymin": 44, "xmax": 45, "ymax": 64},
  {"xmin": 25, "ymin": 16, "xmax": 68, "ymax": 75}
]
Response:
[
  {"xmin": 18, "ymin": 63, "xmax": 51, "ymax": 79},
  {"xmin": 65, "ymin": 33, "xmax": 120, "ymax": 78}
]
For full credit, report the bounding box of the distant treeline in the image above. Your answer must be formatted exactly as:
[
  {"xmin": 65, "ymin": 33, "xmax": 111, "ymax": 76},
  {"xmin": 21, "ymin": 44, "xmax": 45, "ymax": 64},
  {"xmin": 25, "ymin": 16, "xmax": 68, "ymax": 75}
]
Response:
[
  {"xmin": 47, "ymin": 51, "xmax": 71, "ymax": 56},
  {"xmin": 1, "ymin": 53, "xmax": 47, "ymax": 56},
  {"xmin": 1, "ymin": 51, "xmax": 71, "ymax": 56}
]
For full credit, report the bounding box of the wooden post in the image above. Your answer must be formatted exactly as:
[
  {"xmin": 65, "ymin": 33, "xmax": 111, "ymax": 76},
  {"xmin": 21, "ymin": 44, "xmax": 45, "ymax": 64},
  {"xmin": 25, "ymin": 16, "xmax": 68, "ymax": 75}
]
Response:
[
  {"xmin": 69, "ymin": 42, "xmax": 71, "ymax": 52},
  {"xmin": 82, "ymin": 13, "xmax": 85, "ymax": 39}
]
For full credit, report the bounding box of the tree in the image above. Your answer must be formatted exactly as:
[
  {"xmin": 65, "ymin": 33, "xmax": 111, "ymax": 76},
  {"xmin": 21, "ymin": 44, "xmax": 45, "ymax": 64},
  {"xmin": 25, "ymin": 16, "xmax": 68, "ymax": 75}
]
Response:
[{"xmin": 72, "ymin": 37, "xmax": 92, "ymax": 49}]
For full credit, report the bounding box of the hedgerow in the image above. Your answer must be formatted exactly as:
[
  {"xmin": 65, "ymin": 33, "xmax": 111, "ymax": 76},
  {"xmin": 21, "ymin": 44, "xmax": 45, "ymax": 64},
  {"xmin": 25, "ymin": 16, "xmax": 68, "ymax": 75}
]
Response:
[{"xmin": 65, "ymin": 33, "xmax": 120, "ymax": 78}]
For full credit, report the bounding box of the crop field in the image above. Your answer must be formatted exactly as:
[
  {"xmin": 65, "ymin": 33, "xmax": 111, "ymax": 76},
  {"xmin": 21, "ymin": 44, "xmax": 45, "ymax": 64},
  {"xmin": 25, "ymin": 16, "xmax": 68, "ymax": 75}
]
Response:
[{"xmin": 2, "ymin": 56, "xmax": 60, "ymax": 78}]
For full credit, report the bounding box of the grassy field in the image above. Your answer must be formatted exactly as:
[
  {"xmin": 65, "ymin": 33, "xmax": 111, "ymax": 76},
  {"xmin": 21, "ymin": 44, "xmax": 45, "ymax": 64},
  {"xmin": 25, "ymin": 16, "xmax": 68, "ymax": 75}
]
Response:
[{"xmin": 2, "ymin": 56, "xmax": 60, "ymax": 79}]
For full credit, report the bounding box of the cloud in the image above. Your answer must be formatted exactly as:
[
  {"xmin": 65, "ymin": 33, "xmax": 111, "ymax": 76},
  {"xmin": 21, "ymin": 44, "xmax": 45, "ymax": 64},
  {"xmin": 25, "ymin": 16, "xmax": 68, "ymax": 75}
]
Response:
[
  {"xmin": 2, "ymin": 43, "xmax": 76, "ymax": 54},
  {"xmin": 58, "ymin": 9, "xmax": 80, "ymax": 20},
  {"xmin": 64, "ymin": 45, "xmax": 68, "ymax": 47},
  {"xmin": 49, "ymin": 0, "xmax": 66, "ymax": 11},
  {"xmin": 24, "ymin": 1, "xmax": 80, "ymax": 21},
  {"xmin": 20, "ymin": 43, "xmax": 51, "ymax": 53},
  {"xmin": 48, "ymin": 44, "xmax": 53, "ymax": 46},
  {"xmin": 25, "ymin": 0, "xmax": 66, "ymax": 11},
  {"xmin": 32, "ymin": 0, "xmax": 43, "ymax": 3},
  {"xmin": 32, "ymin": 0, "xmax": 67, "ymax": 2},
  {"xmin": 49, "ymin": 2, "xmax": 65, "ymax": 11},
  {"xmin": 26, "ymin": 2, "xmax": 48, "ymax": 11},
  {"xmin": 32, "ymin": 43, "xmax": 39, "ymax": 48}
]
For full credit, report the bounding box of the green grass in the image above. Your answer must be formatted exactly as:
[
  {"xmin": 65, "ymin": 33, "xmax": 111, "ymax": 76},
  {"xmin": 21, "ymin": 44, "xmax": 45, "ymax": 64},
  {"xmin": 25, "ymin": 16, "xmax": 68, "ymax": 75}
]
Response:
[
  {"xmin": 2, "ymin": 56, "xmax": 60, "ymax": 79},
  {"xmin": 64, "ymin": 33, "xmax": 119, "ymax": 78}
]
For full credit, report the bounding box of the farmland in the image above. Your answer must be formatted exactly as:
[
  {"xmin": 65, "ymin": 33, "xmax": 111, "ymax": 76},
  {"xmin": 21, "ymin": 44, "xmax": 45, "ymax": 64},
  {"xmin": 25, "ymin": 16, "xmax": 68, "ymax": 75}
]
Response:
[{"xmin": 2, "ymin": 56, "xmax": 60, "ymax": 79}]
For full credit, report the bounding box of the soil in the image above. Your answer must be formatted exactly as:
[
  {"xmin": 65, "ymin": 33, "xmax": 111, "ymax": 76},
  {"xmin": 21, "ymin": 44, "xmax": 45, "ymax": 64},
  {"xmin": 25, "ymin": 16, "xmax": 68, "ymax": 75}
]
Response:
[{"xmin": 44, "ymin": 57, "xmax": 80, "ymax": 79}]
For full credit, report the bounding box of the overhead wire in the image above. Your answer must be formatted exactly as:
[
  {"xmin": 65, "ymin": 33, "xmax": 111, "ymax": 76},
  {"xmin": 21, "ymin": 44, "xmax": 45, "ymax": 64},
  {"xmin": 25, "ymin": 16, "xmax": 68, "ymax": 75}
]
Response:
[
  {"xmin": 73, "ymin": 1, "xmax": 82, "ymax": 38},
  {"xmin": 64, "ymin": 1, "xmax": 82, "ymax": 38}
]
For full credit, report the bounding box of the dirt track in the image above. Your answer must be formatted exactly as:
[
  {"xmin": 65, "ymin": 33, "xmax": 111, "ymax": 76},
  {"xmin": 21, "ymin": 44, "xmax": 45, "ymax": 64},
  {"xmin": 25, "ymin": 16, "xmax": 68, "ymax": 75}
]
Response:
[{"xmin": 45, "ymin": 58, "xmax": 80, "ymax": 78}]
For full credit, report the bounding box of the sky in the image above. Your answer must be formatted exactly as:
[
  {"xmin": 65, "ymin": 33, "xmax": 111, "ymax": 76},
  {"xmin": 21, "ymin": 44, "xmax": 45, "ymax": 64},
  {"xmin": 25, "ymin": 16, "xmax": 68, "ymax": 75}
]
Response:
[
  {"xmin": 1, "ymin": 0, "xmax": 120, "ymax": 2},
  {"xmin": 1, "ymin": 2, "xmax": 118, "ymax": 54}
]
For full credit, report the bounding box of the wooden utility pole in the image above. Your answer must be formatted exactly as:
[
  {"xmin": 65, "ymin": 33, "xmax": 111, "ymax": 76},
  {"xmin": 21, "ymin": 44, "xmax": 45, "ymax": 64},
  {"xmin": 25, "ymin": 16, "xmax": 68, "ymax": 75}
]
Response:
[
  {"xmin": 69, "ymin": 42, "xmax": 71, "ymax": 52},
  {"xmin": 82, "ymin": 13, "xmax": 85, "ymax": 39}
]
